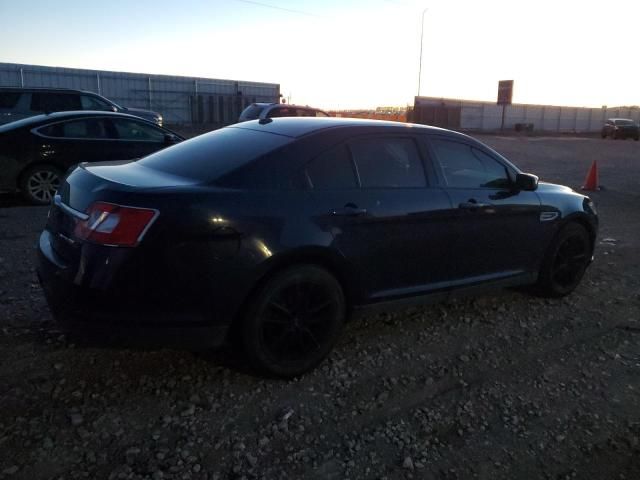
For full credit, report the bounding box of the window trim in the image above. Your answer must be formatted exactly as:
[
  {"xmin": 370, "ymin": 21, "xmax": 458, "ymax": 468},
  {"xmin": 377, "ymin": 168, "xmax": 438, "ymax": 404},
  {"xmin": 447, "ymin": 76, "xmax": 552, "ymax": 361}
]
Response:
[{"xmin": 110, "ymin": 118, "xmax": 167, "ymax": 143}]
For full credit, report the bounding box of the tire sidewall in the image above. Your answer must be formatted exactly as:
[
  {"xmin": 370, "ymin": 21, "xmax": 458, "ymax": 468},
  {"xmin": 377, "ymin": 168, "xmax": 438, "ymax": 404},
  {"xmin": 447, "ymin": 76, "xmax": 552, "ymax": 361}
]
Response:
[
  {"xmin": 242, "ymin": 265, "xmax": 346, "ymax": 378},
  {"xmin": 538, "ymin": 223, "xmax": 591, "ymax": 297}
]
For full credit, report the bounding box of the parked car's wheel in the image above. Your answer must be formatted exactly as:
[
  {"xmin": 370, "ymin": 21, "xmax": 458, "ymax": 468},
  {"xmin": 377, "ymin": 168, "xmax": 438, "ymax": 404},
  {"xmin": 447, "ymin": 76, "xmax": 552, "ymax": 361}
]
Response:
[
  {"xmin": 634, "ymin": 136, "xmax": 639, "ymax": 141},
  {"xmin": 241, "ymin": 265, "xmax": 345, "ymax": 378},
  {"xmin": 20, "ymin": 165, "xmax": 62, "ymax": 205},
  {"xmin": 536, "ymin": 223, "xmax": 591, "ymax": 298},
  {"xmin": 611, "ymin": 131, "xmax": 617, "ymax": 140},
  {"xmin": 601, "ymin": 131, "xmax": 607, "ymax": 139}
]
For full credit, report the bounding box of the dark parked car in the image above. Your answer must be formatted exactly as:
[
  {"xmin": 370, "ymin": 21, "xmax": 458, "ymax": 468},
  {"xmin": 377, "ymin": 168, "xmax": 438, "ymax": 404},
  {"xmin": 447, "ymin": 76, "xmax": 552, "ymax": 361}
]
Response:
[
  {"xmin": 238, "ymin": 102, "xmax": 329, "ymax": 122},
  {"xmin": 37, "ymin": 117, "xmax": 598, "ymax": 377},
  {"xmin": 0, "ymin": 111, "xmax": 182, "ymax": 204},
  {"xmin": 601, "ymin": 118, "xmax": 639, "ymax": 140},
  {"xmin": 0, "ymin": 87, "xmax": 163, "ymax": 126}
]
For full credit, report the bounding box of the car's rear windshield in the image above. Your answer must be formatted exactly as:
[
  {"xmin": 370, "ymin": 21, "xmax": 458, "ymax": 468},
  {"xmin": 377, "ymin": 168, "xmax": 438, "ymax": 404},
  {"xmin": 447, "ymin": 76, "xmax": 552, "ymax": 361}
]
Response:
[
  {"xmin": 137, "ymin": 126, "xmax": 291, "ymax": 181},
  {"xmin": 240, "ymin": 104, "xmax": 266, "ymax": 120},
  {"xmin": 614, "ymin": 119, "xmax": 635, "ymax": 126}
]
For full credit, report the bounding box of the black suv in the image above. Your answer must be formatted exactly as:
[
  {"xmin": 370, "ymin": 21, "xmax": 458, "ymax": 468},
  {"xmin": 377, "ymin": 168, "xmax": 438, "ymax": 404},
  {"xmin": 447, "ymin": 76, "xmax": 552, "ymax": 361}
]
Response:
[{"xmin": 0, "ymin": 87, "xmax": 163, "ymax": 126}]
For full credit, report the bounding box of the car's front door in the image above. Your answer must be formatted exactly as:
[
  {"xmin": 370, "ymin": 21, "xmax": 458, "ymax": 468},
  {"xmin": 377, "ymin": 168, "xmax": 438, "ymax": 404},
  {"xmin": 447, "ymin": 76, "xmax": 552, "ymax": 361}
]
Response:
[
  {"xmin": 108, "ymin": 118, "xmax": 170, "ymax": 159},
  {"xmin": 425, "ymin": 136, "xmax": 544, "ymax": 285},
  {"xmin": 304, "ymin": 135, "xmax": 454, "ymax": 301}
]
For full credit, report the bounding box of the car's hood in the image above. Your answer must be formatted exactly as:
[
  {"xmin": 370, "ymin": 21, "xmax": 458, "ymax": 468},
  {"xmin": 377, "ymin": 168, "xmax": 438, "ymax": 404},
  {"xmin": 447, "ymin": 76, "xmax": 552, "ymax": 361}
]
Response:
[{"xmin": 536, "ymin": 181, "xmax": 574, "ymax": 194}]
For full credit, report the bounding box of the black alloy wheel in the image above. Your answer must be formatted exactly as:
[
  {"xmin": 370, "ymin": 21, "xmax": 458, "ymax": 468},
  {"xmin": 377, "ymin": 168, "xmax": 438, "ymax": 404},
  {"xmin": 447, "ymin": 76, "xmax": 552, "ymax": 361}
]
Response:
[
  {"xmin": 20, "ymin": 165, "xmax": 62, "ymax": 205},
  {"xmin": 536, "ymin": 223, "xmax": 591, "ymax": 298},
  {"xmin": 242, "ymin": 265, "xmax": 345, "ymax": 378}
]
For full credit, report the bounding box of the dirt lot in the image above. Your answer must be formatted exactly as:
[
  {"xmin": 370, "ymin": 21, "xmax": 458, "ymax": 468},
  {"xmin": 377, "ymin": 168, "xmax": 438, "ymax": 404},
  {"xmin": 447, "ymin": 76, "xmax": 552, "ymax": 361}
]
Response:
[{"xmin": 0, "ymin": 135, "xmax": 639, "ymax": 480}]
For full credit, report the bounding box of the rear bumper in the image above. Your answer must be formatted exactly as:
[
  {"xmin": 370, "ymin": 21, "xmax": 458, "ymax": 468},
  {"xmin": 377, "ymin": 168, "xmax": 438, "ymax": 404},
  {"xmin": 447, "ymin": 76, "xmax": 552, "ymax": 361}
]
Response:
[{"xmin": 36, "ymin": 230, "xmax": 229, "ymax": 349}]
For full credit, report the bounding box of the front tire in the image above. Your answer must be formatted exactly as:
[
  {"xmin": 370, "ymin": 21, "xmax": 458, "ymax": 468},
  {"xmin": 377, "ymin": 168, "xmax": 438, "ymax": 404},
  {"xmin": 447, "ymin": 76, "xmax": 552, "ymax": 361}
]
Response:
[
  {"xmin": 535, "ymin": 223, "xmax": 591, "ymax": 298},
  {"xmin": 241, "ymin": 265, "xmax": 345, "ymax": 378},
  {"xmin": 20, "ymin": 165, "xmax": 62, "ymax": 205}
]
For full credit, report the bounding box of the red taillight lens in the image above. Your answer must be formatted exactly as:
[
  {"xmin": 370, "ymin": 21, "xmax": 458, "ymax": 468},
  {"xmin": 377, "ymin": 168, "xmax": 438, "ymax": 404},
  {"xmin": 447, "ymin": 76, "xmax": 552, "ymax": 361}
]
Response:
[{"xmin": 73, "ymin": 202, "xmax": 158, "ymax": 247}]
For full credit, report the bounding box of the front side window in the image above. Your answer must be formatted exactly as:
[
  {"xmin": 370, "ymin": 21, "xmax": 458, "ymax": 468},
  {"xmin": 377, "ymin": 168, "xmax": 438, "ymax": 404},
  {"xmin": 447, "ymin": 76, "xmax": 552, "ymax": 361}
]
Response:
[
  {"xmin": 349, "ymin": 137, "xmax": 426, "ymax": 188},
  {"xmin": 306, "ymin": 144, "xmax": 357, "ymax": 189},
  {"xmin": 80, "ymin": 95, "xmax": 112, "ymax": 111},
  {"xmin": 38, "ymin": 118, "xmax": 110, "ymax": 139},
  {"xmin": 112, "ymin": 119, "xmax": 165, "ymax": 142},
  {"xmin": 430, "ymin": 138, "xmax": 510, "ymax": 189}
]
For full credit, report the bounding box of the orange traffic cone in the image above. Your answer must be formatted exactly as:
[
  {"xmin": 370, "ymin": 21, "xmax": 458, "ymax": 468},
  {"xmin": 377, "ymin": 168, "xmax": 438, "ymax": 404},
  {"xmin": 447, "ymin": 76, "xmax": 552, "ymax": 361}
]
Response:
[{"xmin": 581, "ymin": 160, "xmax": 599, "ymax": 191}]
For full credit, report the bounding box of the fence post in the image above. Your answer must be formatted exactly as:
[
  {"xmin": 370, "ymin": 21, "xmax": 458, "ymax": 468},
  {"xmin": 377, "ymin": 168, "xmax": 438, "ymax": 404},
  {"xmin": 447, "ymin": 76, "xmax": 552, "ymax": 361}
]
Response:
[
  {"xmin": 148, "ymin": 77, "xmax": 152, "ymax": 110},
  {"xmin": 96, "ymin": 73, "xmax": 101, "ymax": 95},
  {"xmin": 541, "ymin": 106, "xmax": 546, "ymax": 132},
  {"xmin": 19, "ymin": 68, "xmax": 24, "ymax": 87}
]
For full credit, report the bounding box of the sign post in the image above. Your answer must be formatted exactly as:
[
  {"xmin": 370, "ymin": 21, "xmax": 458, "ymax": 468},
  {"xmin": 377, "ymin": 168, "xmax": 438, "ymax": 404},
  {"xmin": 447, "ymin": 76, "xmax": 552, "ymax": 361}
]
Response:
[{"xmin": 497, "ymin": 80, "xmax": 514, "ymax": 131}]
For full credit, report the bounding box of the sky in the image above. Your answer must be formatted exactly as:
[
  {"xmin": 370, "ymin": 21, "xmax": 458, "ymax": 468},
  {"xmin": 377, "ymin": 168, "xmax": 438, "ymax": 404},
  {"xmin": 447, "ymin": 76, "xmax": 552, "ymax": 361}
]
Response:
[{"xmin": 1, "ymin": 0, "xmax": 638, "ymax": 110}]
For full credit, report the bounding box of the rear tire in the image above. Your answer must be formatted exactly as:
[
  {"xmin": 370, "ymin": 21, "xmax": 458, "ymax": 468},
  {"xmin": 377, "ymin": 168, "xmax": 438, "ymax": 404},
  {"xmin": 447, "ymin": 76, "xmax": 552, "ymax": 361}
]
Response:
[
  {"xmin": 19, "ymin": 165, "xmax": 62, "ymax": 205},
  {"xmin": 241, "ymin": 265, "xmax": 345, "ymax": 378},
  {"xmin": 535, "ymin": 223, "xmax": 591, "ymax": 298}
]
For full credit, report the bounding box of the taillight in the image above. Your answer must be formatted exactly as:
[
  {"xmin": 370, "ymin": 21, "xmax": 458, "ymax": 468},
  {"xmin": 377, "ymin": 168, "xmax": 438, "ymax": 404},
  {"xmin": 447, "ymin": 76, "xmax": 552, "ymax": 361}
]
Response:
[{"xmin": 73, "ymin": 202, "xmax": 158, "ymax": 247}]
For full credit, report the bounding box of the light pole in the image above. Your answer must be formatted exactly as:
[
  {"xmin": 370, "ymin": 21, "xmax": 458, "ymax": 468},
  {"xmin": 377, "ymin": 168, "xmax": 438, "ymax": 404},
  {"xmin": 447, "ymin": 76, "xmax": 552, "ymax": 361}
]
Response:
[{"xmin": 417, "ymin": 7, "xmax": 428, "ymax": 97}]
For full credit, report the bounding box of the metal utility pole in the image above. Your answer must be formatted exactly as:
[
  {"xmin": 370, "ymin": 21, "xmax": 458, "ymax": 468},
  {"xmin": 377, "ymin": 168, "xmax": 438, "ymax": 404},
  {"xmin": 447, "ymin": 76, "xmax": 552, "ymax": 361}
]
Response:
[{"xmin": 417, "ymin": 7, "xmax": 428, "ymax": 97}]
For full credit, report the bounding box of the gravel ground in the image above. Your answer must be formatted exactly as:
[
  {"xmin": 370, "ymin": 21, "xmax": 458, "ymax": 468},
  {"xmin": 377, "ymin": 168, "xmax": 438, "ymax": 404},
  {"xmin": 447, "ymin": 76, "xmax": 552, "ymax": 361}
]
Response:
[{"xmin": 0, "ymin": 135, "xmax": 639, "ymax": 479}]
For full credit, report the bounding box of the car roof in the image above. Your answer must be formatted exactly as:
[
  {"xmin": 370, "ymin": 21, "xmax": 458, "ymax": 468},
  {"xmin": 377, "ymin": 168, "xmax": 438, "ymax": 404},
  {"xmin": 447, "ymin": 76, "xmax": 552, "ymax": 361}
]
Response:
[
  {"xmin": 608, "ymin": 118, "xmax": 635, "ymax": 122},
  {"xmin": 230, "ymin": 116, "xmax": 455, "ymax": 139},
  {"xmin": 0, "ymin": 86, "xmax": 96, "ymax": 94},
  {"xmin": 250, "ymin": 102, "xmax": 326, "ymax": 110},
  {"xmin": 0, "ymin": 110, "xmax": 158, "ymax": 132}
]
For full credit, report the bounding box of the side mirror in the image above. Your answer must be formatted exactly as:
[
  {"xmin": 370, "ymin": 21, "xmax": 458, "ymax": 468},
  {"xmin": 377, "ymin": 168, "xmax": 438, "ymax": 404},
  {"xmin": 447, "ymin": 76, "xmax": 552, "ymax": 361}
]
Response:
[
  {"xmin": 164, "ymin": 133, "xmax": 179, "ymax": 145},
  {"xmin": 515, "ymin": 173, "xmax": 538, "ymax": 191},
  {"xmin": 110, "ymin": 106, "xmax": 118, "ymax": 112}
]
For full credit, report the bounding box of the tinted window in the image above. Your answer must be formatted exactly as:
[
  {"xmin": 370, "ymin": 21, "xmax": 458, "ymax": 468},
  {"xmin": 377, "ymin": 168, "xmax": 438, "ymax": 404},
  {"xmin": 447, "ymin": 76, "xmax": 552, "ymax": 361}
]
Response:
[
  {"xmin": 137, "ymin": 126, "xmax": 291, "ymax": 181},
  {"xmin": 349, "ymin": 137, "xmax": 425, "ymax": 188},
  {"xmin": 30, "ymin": 93, "xmax": 81, "ymax": 112},
  {"xmin": 430, "ymin": 139, "xmax": 510, "ymax": 189},
  {"xmin": 80, "ymin": 95, "xmax": 112, "ymax": 111},
  {"xmin": 267, "ymin": 107, "xmax": 296, "ymax": 118},
  {"xmin": 38, "ymin": 118, "xmax": 110, "ymax": 139},
  {"xmin": 112, "ymin": 119, "xmax": 165, "ymax": 142},
  {"xmin": 240, "ymin": 104, "xmax": 265, "ymax": 120},
  {"xmin": 306, "ymin": 144, "xmax": 356, "ymax": 189},
  {"xmin": 0, "ymin": 92, "xmax": 21, "ymax": 109}
]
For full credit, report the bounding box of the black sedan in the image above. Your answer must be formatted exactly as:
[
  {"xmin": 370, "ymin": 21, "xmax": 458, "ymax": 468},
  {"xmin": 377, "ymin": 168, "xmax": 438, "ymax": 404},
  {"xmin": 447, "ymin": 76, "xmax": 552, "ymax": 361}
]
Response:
[
  {"xmin": 37, "ymin": 117, "xmax": 598, "ymax": 377},
  {"xmin": 0, "ymin": 111, "xmax": 182, "ymax": 204},
  {"xmin": 601, "ymin": 118, "xmax": 639, "ymax": 140}
]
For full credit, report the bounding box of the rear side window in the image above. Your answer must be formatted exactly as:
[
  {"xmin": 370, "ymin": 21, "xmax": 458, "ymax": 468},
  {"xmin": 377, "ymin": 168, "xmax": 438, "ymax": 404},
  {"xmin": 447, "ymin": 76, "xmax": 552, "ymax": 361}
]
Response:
[
  {"xmin": 38, "ymin": 118, "xmax": 111, "ymax": 139},
  {"xmin": 306, "ymin": 144, "xmax": 357, "ymax": 189},
  {"xmin": 31, "ymin": 93, "xmax": 81, "ymax": 112},
  {"xmin": 0, "ymin": 92, "xmax": 22, "ymax": 109},
  {"xmin": 349, "ymin": 137, "xmax": 426, "ymax": 188},
  {"xmin": 240, "ymin": 104, "xmax": 265, "ymax": 120},
  {"xmin": 430, "ymin": 138, "xmax": 510, "ymax": 189},
  {"xmin": 137, "ymin": 126, "xmax": 291, "ymax": 181}
]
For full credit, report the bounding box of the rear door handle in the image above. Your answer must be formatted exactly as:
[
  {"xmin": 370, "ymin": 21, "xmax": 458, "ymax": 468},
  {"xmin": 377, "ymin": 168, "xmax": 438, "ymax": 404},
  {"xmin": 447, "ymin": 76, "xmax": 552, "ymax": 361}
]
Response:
[{"xmin": 331, "ymin": 204, "xmax": 368, "ymax": 216}]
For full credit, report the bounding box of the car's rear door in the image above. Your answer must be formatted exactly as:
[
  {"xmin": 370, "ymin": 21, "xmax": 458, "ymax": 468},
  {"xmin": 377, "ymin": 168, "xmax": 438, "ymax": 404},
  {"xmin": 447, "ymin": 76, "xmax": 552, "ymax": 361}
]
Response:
[
  {"xmin": 424, "ymin": 135, "xmax": 543, "ymax": 285},
  {"xmin": 304, "ymin": 134, "xmax": 454, "ymax": 301},
  {"xmin": 34, "ymin": 117, "xmax": 121, "ymax": 170}
]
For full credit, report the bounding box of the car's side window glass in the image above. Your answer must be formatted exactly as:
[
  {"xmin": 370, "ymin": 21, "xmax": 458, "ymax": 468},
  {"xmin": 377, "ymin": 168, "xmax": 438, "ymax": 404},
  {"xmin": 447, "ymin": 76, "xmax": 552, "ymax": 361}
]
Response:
[
  {"xmin": 306, "ymin": 144, "xmax": 357, "ymax": 189},
  {"xmin": 31, "ymin": 93, "xmax": 81, "ymax": 112},
  {"xmin": 430, "ymin": 138, "xmax": 510, "ymax": 189},
  {"xmin": 297, "ymin": 109, "xmax": 314, "ymax": 117},
  {"xmin": 0, "ymin": 92, "xmax": 22, "ymax": 109},
  {"xmin": 267, "ymin": 107, "xmax": 296, "ymax": 118},
  {"xmin": 349, "ymin": 137, "xmax": 426, "ymax": 188},
  {"xmin": 80, "ymin": 95, "xmax": 112, "ymax": 111},
  {"xmin": 112, "ymin": 119, "xmax": 165, "ymax": 142},
  {"xmin": 38, "ymin": 119, "xmax": 110, "ymax": 139}
]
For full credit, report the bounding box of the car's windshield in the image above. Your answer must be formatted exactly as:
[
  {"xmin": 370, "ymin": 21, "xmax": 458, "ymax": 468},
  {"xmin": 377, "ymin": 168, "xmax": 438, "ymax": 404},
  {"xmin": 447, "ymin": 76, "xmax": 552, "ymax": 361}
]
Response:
[
  {"xmin": 240, "ymin": 104, "xmax": 266, "ymax": 120},
  {"xmin": 614, "ymin": 119, "xmax": 635, "ymax": 126}
]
